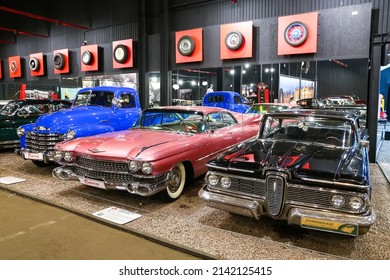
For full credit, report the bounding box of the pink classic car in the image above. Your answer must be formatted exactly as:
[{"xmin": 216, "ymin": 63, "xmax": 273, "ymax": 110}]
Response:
[{"xmin": 52, "ymin": 106, "xmax": 260, "ymax": 201}]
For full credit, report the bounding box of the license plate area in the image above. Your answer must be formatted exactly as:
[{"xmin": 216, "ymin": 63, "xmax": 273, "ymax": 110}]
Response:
[
  {"xmin": 79, "ymin": 177, "xmax": 106, "ymax": 189},
  {"xmin": 24, "ymin": 152, "xmax": 44, "ymax": 160},
  {"xmin": 301, "ymin": 217, "xmax": 358, "ymax": 236}
]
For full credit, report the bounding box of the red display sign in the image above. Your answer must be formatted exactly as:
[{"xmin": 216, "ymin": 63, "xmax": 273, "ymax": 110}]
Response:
[
  {"xmin": 53, "ymin": 49, "xmax": 70, "ymax": 74},
  {"xmin": 81, "ymin": 44, "xmax": 99, "ymax": 72},
  {"xmin": 29, "ymin": 52, "xmax": 45, "ymax": 77},
  {"xmin": 8, "ymin": 56, "xmax": 22, "ymax": 78},
  {"xmin": 278, "ymin": 12, "xmax": 318, "ymax": 55},
  {"xmin": 175, "ymin": 28, "xmax": 203, "ymax": 64},
  {"xmin": 113, "ymin": 39, "xmax": 133, "ymax": 69},
  {"xmin": 220, "ymin": 21, "xmax": 253, "ymax": 60}
]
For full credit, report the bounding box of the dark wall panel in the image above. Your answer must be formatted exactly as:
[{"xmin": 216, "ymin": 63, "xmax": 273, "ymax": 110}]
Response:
[{"xmin": 171, "ymin": 4, "xmax": 372, "ymax": 69}]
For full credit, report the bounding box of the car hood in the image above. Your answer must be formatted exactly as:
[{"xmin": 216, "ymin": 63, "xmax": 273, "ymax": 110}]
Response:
[
  {"xmin": 216, "ymin": 139, "xmax": 368, "ymax": 185},
  {"xmin": 33, "ymin": 106, "xmax": 112, "ymax": 132},
  {"xmin": 56, "ymin": 128, "xmax": 202, "ymax": 161}
]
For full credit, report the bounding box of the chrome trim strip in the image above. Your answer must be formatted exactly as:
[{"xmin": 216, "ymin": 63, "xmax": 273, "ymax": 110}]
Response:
[
  {"xmin": 301, "ymin": 177, "xmax": 370, "ymax": 189},
  {"xmin": 205, "ymin": 164, "xmax": 229, "ymax": 171},
  {"xmin": 228, "ymin": 167, "xmax": 254, "ymax": 173}
]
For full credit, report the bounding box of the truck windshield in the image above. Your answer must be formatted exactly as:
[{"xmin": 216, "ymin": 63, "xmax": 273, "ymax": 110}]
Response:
[{"xmin": 73, "ymin": 91, "xmax": 114, "ymax": 107}]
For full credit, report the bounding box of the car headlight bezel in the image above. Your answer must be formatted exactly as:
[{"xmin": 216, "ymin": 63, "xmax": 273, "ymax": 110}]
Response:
[
  {"xmin": 54, "ymin": 150, "xmax": 63, "ymax": 161},
  {"xmin": 220, "ymin": 176, "xmax": 231, "ymax": 189},
  {"xmin": 208, "ymin": 174, "xmax": 219, "ymax": 186},
  {"xmin": 348, "ymin": 196, "xmax": 364, "ymax": 211},
  {"xmin": 330, "ymin": 194, "xmax": 346, "ymax": 208},
  {"xmin": 129, "ymin": 160, "xmax": 140, "ymax": 172},
  {"xmin": 141, "ymin": 162, "xmax": 153, "ymax": 174},
  {"xmin": 17, "ymin": 127, "xmax": 25, "ymax": 137},
  {"xmin": 64, "ymin": 151, "xmax": 73, "ymax": 162},
  {"xmin": 65, "ymin": 130, "xmax": 76, "ymax": 140}
]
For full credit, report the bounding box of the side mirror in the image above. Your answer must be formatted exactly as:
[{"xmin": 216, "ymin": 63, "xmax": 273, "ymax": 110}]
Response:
[{"xmin": 359, "ymin": 139, "xmax": 369, "ymax": 148}]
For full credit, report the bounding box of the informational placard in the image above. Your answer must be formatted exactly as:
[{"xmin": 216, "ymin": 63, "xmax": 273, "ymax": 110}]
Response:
[
  {"xmin": 93, "ymin": 206, "xmax": 141, "ymax": 224},
  {"xmin": 0, "ymin": 176, "xmax": 27, "ymax": 185}
]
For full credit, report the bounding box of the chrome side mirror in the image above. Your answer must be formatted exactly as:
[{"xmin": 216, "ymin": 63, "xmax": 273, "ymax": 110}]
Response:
[{"xmin": 359, "ymin": 139, "xmax": 369, "ymax": 148}]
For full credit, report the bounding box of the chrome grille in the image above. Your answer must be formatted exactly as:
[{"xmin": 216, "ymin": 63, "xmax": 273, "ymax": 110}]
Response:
[
  {"xmin": 77, "ymin": 156, "xmax": 128, "ymax": 172},
  {"xmin": 286, "ymin": 186, "xmax": 351, "ymax": 211},
  {"xmin": 266, "ymin": 175, "xmax": 285, "ymax": 216},
  {"xmin": 25, "ymin": 132, "xmax": 64, "ymax": 152},
  {"xmin": 229, "ymin": 177, "xmax": 265, "ymax": 196},
  {"xmin": 75, "ymin": 166, "xmax": 166, "ymax": 184}
]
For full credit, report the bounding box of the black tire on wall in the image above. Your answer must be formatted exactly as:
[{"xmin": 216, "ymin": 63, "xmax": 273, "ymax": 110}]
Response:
[
  {"xmin": 177, "ymin": 35, "xmax": 195, "ymax": 56},
  {"xmin": 29, "ymin": 57, "xmax": 40, "ymax": 71},
  {"xmin": 113, "ymin": 44, "xmax": 129, "ymax": 63},
  {"xmin": 284, "ymin": 21, "xmax": 308, "ymax": 46},
  {"xmin": 53, "ymin": 53, "xmax": 65, "ymax": 70},
  {"xmin": 82, "ymin": 50, "xmax": 93, "ymax": 65},
  {"xmin": 225, "ymin": 31, "xmax": 243, "ymax": 50}
]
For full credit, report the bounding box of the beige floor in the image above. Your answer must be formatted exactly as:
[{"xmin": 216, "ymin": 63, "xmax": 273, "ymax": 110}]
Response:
[
  {"xmin": 0, "ymin": 189, "xmax": 199, "ymax": 260},
  {"xmin": 0, "ymin": 149, "xmax": 390, "ymax": 260}
]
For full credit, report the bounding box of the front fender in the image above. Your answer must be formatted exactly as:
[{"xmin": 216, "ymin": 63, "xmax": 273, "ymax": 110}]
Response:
[
  {"xmin": 19, "ymin": 123, "xmax": 35, "ymax": 148},
  {"xmin": 69, "ymin": 124, "xmax": 116, "ymax": 139}
]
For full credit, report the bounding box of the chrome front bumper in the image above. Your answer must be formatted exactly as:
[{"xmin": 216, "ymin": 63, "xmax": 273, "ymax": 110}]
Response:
[
  {"xmin": 198, "ymin": 186, "xmax": 377, "ymax": 235},
  {"xmin": 52, "ymin": 166, "xmax": 169, "ymax": 197},
  {"xmin": 18, "ymin": 148, "xmax": 57, "ymax": 163}
]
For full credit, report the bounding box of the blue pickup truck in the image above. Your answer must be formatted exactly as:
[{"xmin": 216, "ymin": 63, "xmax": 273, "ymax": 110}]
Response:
[
  {"xmin": 17, "ymin": 86, "xmax": 141, "ymax": 166},
  {"xmin": 202, "ymin": 91, "xmax": 249, "ymax": 113}
]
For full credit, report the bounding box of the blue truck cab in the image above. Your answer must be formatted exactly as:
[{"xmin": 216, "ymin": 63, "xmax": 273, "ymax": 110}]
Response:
[
  {"xmin": 202, "ymin": 91, "xmax": 249, "ymax": 113},
  {"xmin": 17, "ymin": 86, "xmax": 141, "ymax": 166}
]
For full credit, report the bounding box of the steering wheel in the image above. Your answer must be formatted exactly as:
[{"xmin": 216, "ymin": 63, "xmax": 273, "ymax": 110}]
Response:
[
  {"xmin": 324, "ymin": 133, "xmax": 342, "ymax": 145},
  {"xmin": 184, "ymin": 122, "xmax": 198, "ymax": 133}
]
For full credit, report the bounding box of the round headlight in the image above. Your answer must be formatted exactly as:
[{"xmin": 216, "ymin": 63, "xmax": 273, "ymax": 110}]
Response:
[
  {"xmin": 220, "ymin": 177, "xmax": 231, "ymax": 189},
  {"xmin": 208, "ymin": 175, "xmax": 219, "ymax": 186},
  {"xmin": 348, "ymin": 196, "xmax": 364, "ymax": 210},
  {"xmin": 141, "ymin": 162, "xmax": 153, "ymax": 174},
  {"xmin": 54, "ymin": 151, "xmax": 63, "ymax": 161},
  {"xmin": 64, "ymin": 151, "xmax": 73, "ymax": 162},
  {"xmin": 17, "ymin": 127, "xmax": 25, "ymax": 137},
  {"xmin": 129, "ymin": 160, "xmax": 140, "ymax": 172},
  {"xmin": 331, "ymin": 194, "xmax": 346, "ymax": 208},
  {"xmin": 65, "ymin": 130, "xmax": 76, "ymax": 140}
]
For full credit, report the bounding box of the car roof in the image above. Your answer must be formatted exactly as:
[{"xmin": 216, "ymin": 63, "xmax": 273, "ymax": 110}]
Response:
[
  {"xmin": 204, "ymin": 91, "xmax": 240, "ymax": 96},
  {"xmin": 79, "ymin": 86, "xmax": 137, "ymax": 93}
]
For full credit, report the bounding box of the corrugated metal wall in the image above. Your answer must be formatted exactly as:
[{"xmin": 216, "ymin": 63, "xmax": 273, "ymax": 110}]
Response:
[{"xmin": 169, "ymin": 0, "xmax": 390, "ymax": 35}]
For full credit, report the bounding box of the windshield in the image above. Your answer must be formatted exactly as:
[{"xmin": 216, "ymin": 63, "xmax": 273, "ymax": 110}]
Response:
[
  {"xmin": 135, "ymin": 110, "xmax": 205, "ymax": 134},
  {"xmin": 246, "ymin": 104, "xmax": 289, "ymax": 114},
  {"xmin": 73, "ymin": 91, "xmax": 114, "ymax": 107},
  {"xmin": 0, "ymin": 101, "xmax": 18, "ymax": 115},
  {"xmin": 260, "ymin": 115, "xmax": 353, "ymax": 147}
]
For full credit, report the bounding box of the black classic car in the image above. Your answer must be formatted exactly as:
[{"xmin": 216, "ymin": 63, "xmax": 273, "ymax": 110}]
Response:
[
  {"xmin": 0, "ymin": 99, "xmax": 72, "ymax": 149},
  {"xmin": 199, "ymin": 110, "xmax": 376, "ymax": 236}
]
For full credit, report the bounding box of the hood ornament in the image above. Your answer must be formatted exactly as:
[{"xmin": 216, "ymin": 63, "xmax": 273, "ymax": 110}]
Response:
[
  {"xmin": 35, "ymin": 126, "xmax": 49, "ymax": 131},
  {"xmin": 88, "ymin": 149, "xmax": 105, "ymax": 153}
]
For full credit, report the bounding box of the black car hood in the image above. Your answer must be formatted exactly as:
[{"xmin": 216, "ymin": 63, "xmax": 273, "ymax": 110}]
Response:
[{"xmin": 214, "ymin": 139, "xmax": 368, "ymax": 185}]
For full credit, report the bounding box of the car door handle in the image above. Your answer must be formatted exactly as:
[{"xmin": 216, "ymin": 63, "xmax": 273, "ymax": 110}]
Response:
[
  {"xmin": 100, "ymin": 120, "xmax": 109, "ymax": 124},
  {"xmin": 227, "ymin": 132, "xmax": 233, "ymax": 135}
]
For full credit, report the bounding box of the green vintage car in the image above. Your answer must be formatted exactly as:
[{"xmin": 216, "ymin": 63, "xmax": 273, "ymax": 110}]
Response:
[{"xmin": 0, "ymin": 99, "xmax": 72, "ymax": 149}]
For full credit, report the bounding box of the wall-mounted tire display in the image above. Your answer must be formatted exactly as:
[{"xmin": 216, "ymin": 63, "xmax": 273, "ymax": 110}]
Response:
[
  {"xmin": 113, "ymin": 44, "xmax": 129, "ymax": 63},
  {"xmin": 53, "ymin": 53, "xmax": 65, "ymax": 70},
  {"xmin": 29, "ymin": 57, "xmax": 40, "ymax": 71},
  {"xmin": 284, "ymin": 21, "xmax": 308, "ymax": 46},
  {"xmin": 9, "ymin": 61, "xmax": 18, "ymax": 73},
  {"xmin": 177, "ymin": 35, "xmax": 195, "ymax": 56},
  {"xmin": 225, "ymin": 31, "xmax": 243, "ymax": 50},
  {"xmin": 82, "ymin": 50, "xmax": 93, "ymax": 65}
]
